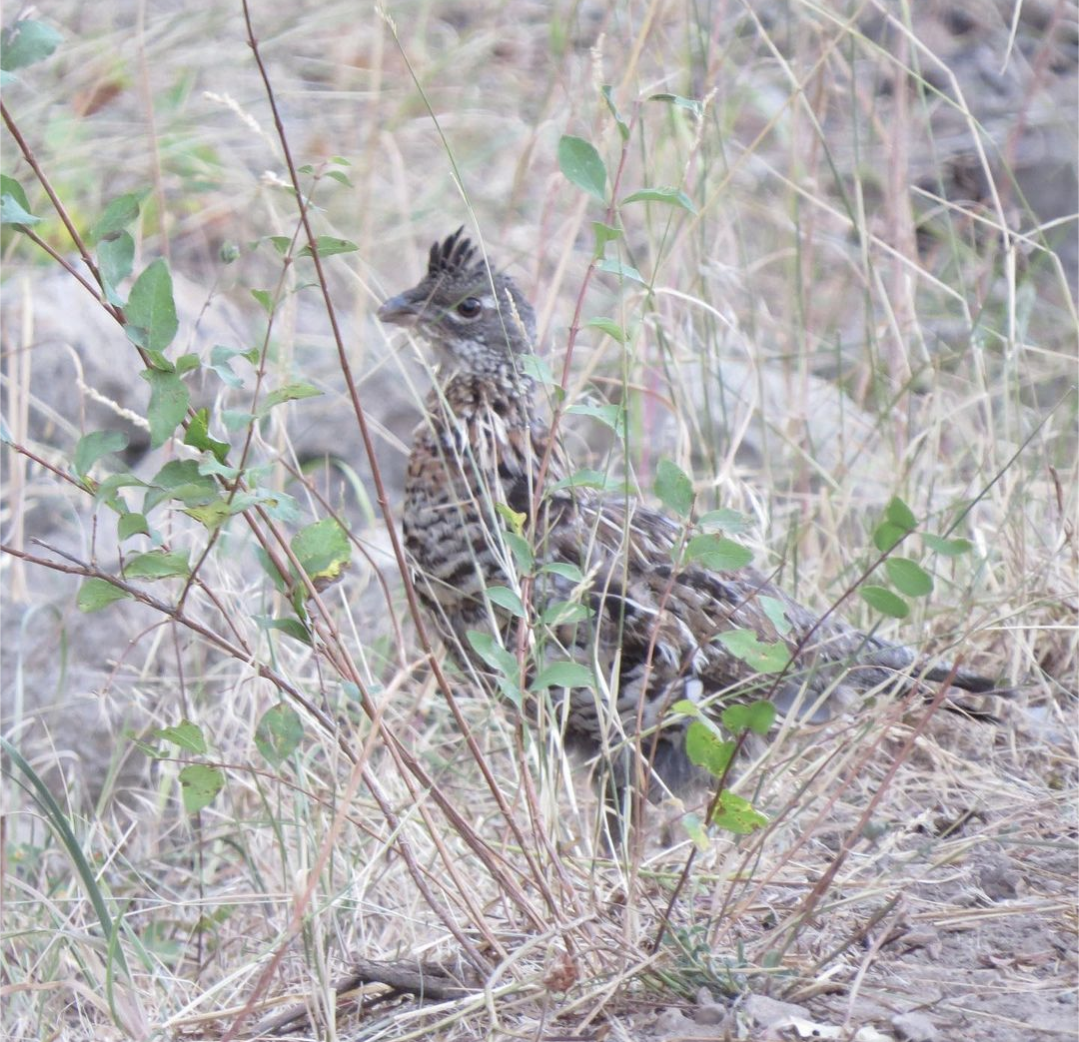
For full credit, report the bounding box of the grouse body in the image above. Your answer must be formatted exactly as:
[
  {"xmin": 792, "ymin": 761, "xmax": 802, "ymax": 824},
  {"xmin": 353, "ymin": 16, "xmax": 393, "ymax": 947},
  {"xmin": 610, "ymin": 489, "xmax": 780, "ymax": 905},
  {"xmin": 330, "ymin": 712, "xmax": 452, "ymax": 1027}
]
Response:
[{"xmin": 379, "ymin": 230, "xmax": 1003, "ymax": 801}]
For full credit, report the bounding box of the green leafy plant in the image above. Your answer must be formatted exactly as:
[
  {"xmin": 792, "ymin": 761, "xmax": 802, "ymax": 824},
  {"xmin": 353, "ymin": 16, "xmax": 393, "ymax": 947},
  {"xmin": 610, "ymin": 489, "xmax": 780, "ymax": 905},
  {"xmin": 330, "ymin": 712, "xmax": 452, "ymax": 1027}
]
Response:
[{"xmin": 860, "ymin": 495, "xmax": 975, "ymax": 620}]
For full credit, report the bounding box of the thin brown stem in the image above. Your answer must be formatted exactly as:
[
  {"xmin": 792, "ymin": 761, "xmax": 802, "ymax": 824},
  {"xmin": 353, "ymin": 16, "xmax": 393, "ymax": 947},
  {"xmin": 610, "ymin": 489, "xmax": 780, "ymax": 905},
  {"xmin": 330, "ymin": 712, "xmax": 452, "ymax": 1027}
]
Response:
[
  {"xmin": 242, "ymin": 1, "xmax": 566, "ymax": 925},
  {"xmin": 651, "ymin": 727, "xmax": 752, "ymax": 953},
  {"xmin": 18, "ymin": 227, "xmax": 108, "ymax": 306},
  {"xmin": 1, "ymin": 101, "xmax": 120, "ymax": 322}
]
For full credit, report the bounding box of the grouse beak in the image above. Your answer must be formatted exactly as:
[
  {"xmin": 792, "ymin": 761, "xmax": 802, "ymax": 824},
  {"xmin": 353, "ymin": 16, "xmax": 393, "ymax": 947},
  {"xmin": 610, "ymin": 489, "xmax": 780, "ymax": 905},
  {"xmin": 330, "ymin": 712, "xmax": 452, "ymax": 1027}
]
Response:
[{"xmin": 377, "ymin": 293, "xmax": 420, "ymax": 327}]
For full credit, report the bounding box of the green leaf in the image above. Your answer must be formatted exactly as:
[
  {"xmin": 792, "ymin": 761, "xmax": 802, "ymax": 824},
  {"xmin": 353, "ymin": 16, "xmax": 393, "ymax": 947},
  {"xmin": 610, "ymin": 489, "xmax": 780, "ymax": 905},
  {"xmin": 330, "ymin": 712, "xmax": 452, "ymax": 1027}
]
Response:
[
  {"xmin": 251, "ymin": 288, "xmax": 274, "ymax": 314},
  {"xmin": 126, "ymin": 259, "xmax": 178, "ymax": 353},
  {"xmin": 299, "ymin": 235, "xmax": 359, "ymax": 258},
  {"xmin": 209, "ymin": 344, "xmax": 256, "ymax": 389},
  {"xmin": 256, "ymin": 382, "xmax": 321, "ymax": 417},
  {"xmin": 118, "ymin": 512, "xmax": 149, "ymax": 540},
  {"xmin": 699, "ymin": 508, "xmax": 752, "ymax": 534},
  {"xmin": 253, "ymin": 487, "xmax": 300, "ymax": 524},
  {"xmin": 923, "ymin": 533, "xmax": 973, "ymax": 557},
  {"xmin": 195, "ymin": 452, "xmax": 239, "ymax": 481},
  {"xmin": 532, "ymin": 661, "xmax": 593, "ymax": 690},
  {"xmin": 0, "ymin": 200, "xmax": 39, "ymax": 230},
  {"xmin": 178, "ymin": 764, "xmax": 225, "ymax": 814},
  {"xmin": 88, "ymin": 193, "xmax": 141, "ymax": 245},
  {"xmin": 485, "ymin": 585, "xmax": 525, "ymax": 617},
  {"xmin": 557, "ymin": 135, "xmax": 607, "ymax": 201},
  {"xmin": 685, "ymin": 534, "xmax": 753, "ymax": 571},
  {"xmin": 494, "ymin": 502, "xmax": 527, "ymax": 535},
  {"xmin": 518, "ymin": 354, "xmax": 555, "ymax": 385},
  {"xmin": 721, "ymin": 699, "xmax": 776, "ymax": 735},
  {"xmin": 873, "ymin": 521, "xmax": 907, "ymax": 553},
  {"xmin": 1, "ymin": 736, "xmax": 132, "ymax": 975},
  {"xmin": 125, "ymin": 549, "xmax": 190, "ymax": 580},
  {"xmin": 466, "ymin": 630, "xmax": 518, "ymax": 675},
  {"xmin": 149, "ymin": 461, "xmax": 216, "ymax": 502},
  {"xmin": 203, "ymin": 460, "xmax": 247, "ymax": 485},
  {"xmin": 716, "ymin": 630, "xmax": 789, "ymax": 674},
  {"xmin": 0, "ymin": 176, "xmax": 30, "ymax": 212},
  {"xmin": 291, "ymin": 518, "xmax": 350, "ymax": 587},
  {"xmin": 585, "ymin": 317, "xmax": 628, "ymax": 344},
  {"xmin": 153, "ymin": 720, "xmax": 207, "ymax": 754},
  {"xmin": 885, "ymin": 557, "xmax": 934, "ymax": 597},
  {"xmin": 0, "ymin": 175, "xmax": 40, "ymax": 226},
  {"xmin": 94, "ymin": 473, "xmax": 147, "ymax": 510},
  {"xmin": 592, "ymin": 221, "xmax": 622, "ymax": 258},
  {"xmin": 222, "ymin": 409, "xmax": 255, "ymax": 432},
  {"xmin": 670, "ymin": 699, "xmax": 702, "ymax": 717},
  {"xmin": 73, "ymin": 430, "xmax": 128, "ymax": 478},
  {"xmin": 596, "ymin": 258, "xmax": 645, "ymax": 284},
  {"xmin": 567, "ymin": 400, "xmax": 625, "ymax": 435},
  {"xmin": 140, "ymin": 369, "xmax": 189, "ymax": 448},
  {"xmin": 142, "ymin": 349, "xmax": 174, "ymax": 373},
  {"xmin": 885, "ymin": 496, "xmax": 917, "ymax": 532},
  {"xmin": 541, "ymin": 562, "xmax": 585, "ymax": 582},
  {"xmin": 183, "ymin": 498, "xmax": 241, "ymax": 529},
  {"xmin": 600, "ymin": 84, "xmax": 630, "ymax": 139},
  {"xmin": 681, "ymin": 812, "xmax": 710, "ymax": 852},
  {"xmin": 860, "ymin": 585, "xmax": 909, "ymax": 618},
  {"xmin": 710, "ymin": 790, "xmax": 768, "ymax": 834},
  {"xmin": 655, "ymin": 458, "xmax": 694, "ymax": 517},
  {"xmin": 685, "ymin": 722, "xmax": 736, "ymax": 777},
  {"xmin": 550, "ymin": 467, "xmax": 620, "ymax": 492},
  {"xmin": 98, "ymin": 232, "xmax": 135, "ymax": 305},
  {"xmin": 143, "ymin": 460, "xmax": 216, "ymax": 513},
  {"xmin": 255, "ymin": 546, "xmax": 289, "ymax": 593},
  {"xmin": 1, "ymin": 19, "xmax": 62, "ymax": 72},
  {"xmin": 267, "ymin": 235, "xmax": 291, "ymax": 255},
  {"xmin": 255, "ymin": 703, "xmax": 303, "ymax": 766},
  {"xmin": 759, "ymin": 595, "xmax": 792, "ymax": 636},
  {"xmin": 539, "ymin": 600, "xmax": 592, "ymax": 625},
  {"xmin": 503, "ymin": 531, "xmax": 534, "ymax": 573},
  {"xmin": 325, "ymin": 170, "xmax": 353, "ymax": 187},
  {"xmin": 183, "ymin": 408, "xmax": 229, "ymax": 463},
  {"xmin": 649, "ymin": 92, "xmax": 703, "ymax": 116},
  {"xmin": 622, "ymin": 186, "xmax": 698, "ymax": 214},
  {"xmin": 77, "ymin": 578, "xmax": 131, "ymax": 612},
  {"xmin": 257, "ymin": 616, "xmax": 312, "ymax": 645},
  {"xmin": 174, "ymin": 353, "xmax": 200, "ymax": 375},
  {"xmin": 466, "ymin": 631, "xmax": 523, "ymax": 705}
]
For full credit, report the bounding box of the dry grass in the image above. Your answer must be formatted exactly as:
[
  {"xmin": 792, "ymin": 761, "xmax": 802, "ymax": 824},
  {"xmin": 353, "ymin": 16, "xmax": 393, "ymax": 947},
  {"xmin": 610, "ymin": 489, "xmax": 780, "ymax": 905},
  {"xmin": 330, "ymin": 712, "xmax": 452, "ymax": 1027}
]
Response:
[{"xmin": 1, "ymin": 1, "xmax": 1076, "ymax": 1039}]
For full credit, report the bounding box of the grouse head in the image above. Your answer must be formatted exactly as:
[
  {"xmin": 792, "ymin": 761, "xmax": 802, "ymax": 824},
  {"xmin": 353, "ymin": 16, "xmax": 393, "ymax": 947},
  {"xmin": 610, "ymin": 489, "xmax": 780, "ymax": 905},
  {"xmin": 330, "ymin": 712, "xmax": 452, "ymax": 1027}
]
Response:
[{"xmin": 377, "ymin": 228, "xmax": 536, "ymax": 378}]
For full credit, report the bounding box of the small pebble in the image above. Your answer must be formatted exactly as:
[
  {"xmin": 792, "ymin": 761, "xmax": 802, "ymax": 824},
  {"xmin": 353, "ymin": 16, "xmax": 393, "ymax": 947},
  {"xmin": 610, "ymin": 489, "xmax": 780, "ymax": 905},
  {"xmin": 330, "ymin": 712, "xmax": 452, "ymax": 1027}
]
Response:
[
  {"xmin": 976, "ymin": 859, "xmax": 1022, "ymax": 900},
  {"xmin": 744, "ymin": 993, "xmax": 811, "ymax": 1026},
  {"xmin": 694, "ymin": 1002, "xmax": 729, "ymax": 1027},
  {"xmin": 892, "ymin": 1009, "xmax": 938, "ymax": 1041},
  {"xmin": 654, "ymin": 1008, "xmax": 691, "ymax": 1036}
]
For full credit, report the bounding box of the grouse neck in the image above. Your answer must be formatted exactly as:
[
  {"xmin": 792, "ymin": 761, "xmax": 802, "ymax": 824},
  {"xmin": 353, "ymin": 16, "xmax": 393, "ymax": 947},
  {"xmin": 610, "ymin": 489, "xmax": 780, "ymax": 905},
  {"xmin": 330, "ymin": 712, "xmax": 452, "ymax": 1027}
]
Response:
[{"xmin": 439, "ymin": 362, "xmax": 537, "ymax": 409}]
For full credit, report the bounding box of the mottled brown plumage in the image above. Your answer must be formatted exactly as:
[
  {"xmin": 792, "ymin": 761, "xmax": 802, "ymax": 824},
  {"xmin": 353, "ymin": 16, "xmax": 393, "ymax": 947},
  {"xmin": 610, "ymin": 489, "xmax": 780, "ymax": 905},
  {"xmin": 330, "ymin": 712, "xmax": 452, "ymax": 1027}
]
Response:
[{"xmin": 379, "ymin": 230, "xmax": 1004, "ymax": 804}]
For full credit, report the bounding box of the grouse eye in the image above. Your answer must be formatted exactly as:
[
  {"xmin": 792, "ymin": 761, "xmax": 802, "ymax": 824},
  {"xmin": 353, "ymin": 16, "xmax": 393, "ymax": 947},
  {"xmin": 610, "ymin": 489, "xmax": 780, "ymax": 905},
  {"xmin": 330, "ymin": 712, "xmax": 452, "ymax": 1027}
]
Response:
[{"xmin": 455, "ymin": 297, "xmax": 482, "ymax": 319}]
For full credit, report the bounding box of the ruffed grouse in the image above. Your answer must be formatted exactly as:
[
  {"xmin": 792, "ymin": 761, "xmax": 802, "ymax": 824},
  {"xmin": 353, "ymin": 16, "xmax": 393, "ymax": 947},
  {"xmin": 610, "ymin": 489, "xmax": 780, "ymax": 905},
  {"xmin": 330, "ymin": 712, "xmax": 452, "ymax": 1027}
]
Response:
[{"xmin": 379, "ymin": 229, "xmax": 1004, "ymax": 810}]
